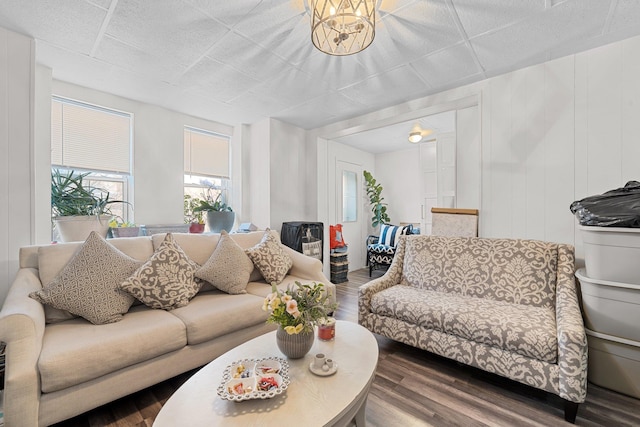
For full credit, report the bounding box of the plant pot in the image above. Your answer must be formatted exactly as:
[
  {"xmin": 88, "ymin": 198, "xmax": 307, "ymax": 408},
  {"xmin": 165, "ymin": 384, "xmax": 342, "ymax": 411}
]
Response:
[
  {"xmin": 276, "ymin": 326, "xmax": 314, "ymax": 359},
  {"xmin": 111, "ymin": 227, "xmax": 140, "ymax": 238},
  {"xmin": 206, "ymin": 211, "xmax": 235, "ymax": 233},
  {"xmin": 54, "ymin": 215, "xmax": 112, "ymax": 243},
  {"xmin": 189, "ymin": 223, "xmax": 205, "ymax": 233}
]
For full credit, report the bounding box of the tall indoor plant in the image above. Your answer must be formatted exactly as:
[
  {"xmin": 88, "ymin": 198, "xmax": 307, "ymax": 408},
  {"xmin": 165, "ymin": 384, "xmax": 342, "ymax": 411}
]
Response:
[
  {"xmin": 51, "ymin": 169, "xmax": 123, "ymax": 242},
  {"xmin": 192, "ymin": 188, "xmax": 235, "ymax": 233},
  {"xmin": 363, "ymin": 170, "xmax": 391, "ymax": 229}
]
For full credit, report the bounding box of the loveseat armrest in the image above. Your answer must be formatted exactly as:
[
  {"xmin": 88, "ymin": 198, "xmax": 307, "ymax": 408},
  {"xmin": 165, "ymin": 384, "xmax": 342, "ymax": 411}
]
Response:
[
  {"xmin": 0, "ymin": 267, "xmax": 46, "ymax": 427},
  {"xmin": 281, "ymin": 246, "xmax": 336, "ymax": 305},
  {"xmin": 555, "ymin": 245, "xmax": 588, "ymax": 404}
]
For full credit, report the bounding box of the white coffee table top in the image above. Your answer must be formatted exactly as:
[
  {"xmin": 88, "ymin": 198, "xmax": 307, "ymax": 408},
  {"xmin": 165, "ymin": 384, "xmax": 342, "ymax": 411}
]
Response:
[{"xmin": 154, "ymin": 320, "xmax": 378, "ymax": 427}]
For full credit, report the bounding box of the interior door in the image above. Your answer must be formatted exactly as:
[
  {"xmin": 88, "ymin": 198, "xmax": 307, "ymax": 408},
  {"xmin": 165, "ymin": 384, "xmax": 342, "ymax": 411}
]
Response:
[
  {"xmin": 420, "ymin": 141, "xmax": 437, "ymax": 235},
  {"xmin": 336, "ymin": 160, "xmax": 363, "ymax": 270}
]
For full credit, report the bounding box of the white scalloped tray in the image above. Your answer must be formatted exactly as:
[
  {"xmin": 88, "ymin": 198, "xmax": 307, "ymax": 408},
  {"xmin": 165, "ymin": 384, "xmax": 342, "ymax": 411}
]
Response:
[{"xmin": 216, "ymin": 357, "xmax": 290, "ymax": 401}]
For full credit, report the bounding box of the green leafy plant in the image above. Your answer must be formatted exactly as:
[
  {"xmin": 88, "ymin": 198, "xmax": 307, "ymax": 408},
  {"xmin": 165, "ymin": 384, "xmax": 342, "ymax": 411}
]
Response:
[
  {"xmin": 262, "ymin": 282, "xmax": 337, "ymax": 335},
  {"xmin": 183, "ymin": 195, "xmax": 205, "ymax": 224},
  {"xmin": 108, "ymin": 218, "xmax": 136, "ymax": 228},
  {"xmin": 363, "ymin": 170, "xmax": 391, "ymax": 228},
  {"xmin": 192, "ymin": 188, "xmax": 233, "ymax": 213},
  {"xmin": 51, "ymin": 169, "xmax": 121, "ymax": 217}
]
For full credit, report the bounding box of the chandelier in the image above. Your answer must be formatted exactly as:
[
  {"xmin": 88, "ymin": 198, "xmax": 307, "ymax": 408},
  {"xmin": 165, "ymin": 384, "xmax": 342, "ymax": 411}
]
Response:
[{"xmin": 310, "ymin": 0, "xmax": 376, "ymax": 56}]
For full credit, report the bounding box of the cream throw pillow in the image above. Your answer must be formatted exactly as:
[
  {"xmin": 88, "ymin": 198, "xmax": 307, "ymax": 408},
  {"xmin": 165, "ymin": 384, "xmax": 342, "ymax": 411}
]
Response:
[
  {"xmin": 245, "ymin": 229, "xmax": 293, "ymax": 284},
  {"xmin": 29, "ymin": 231, "xmax": 142, "ymax": 325},
  {"xmin": 195, "ymin": 230, "xmax": 254, "ymax": 294},
  {"xmin": 120, "ymin": 233, "xmax": 202, "ymax": 310}
]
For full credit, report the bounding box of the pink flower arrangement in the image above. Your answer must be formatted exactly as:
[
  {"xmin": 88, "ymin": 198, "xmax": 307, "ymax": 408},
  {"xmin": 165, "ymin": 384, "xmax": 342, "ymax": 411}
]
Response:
[{"xmin": 262, "ymin": 281, "xmax": 337, "ymax": 335}]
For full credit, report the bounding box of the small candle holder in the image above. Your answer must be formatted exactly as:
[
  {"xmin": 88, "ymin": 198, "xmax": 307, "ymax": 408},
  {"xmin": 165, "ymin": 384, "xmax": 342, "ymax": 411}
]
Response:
[{"xmin": 317, "ymin": 317, "xmax": 336, "ymax": 341}]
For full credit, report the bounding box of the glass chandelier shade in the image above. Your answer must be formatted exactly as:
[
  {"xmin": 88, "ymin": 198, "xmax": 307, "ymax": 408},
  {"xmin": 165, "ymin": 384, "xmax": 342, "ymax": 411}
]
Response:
[{"xmin": 310, "ymin": 0, "xmax": 376, "ymax": 56}]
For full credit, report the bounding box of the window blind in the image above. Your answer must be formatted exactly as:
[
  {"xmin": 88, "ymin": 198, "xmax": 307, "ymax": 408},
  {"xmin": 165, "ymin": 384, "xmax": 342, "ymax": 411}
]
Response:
[
  {"xmin": 184, "ymin": 127, "xmax": 230, "ymax": 179},
  {"xmin": 51, "ymin": 97, "xmax": 132, "ymax": 173}
]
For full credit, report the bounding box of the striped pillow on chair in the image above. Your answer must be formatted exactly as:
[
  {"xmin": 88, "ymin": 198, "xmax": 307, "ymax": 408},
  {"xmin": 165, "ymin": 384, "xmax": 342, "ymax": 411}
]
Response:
[{"xmin": 379, "ymin": 224, "xmax": 412, "ymax": 247}]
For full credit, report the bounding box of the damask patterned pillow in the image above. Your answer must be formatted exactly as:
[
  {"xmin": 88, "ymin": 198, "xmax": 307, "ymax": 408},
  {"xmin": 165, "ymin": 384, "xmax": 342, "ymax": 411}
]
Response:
[
  {"xmin": 245, "ymin": 229, "xmax": 293, "ymax": 284},
  {"xmin": 120, "ymin": 233, "xmax": 202, "ymax": 310},
  {"xmin": 29, "ymin": 231, "xmax": 142, "ymax": 325},
  {"xmin": 195, "ymin": 230, "xmax": 254, "ymax": 294}
]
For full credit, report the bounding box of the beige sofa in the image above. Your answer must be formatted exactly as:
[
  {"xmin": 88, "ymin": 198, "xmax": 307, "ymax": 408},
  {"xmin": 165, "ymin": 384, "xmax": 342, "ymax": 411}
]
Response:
[
  {"xmin": 359, "ymin": 235, "xmax": 588, "ymax": 423},
  {"xmin": 0, "ymin": 230, "xmax": 334, "ymax": 427}
]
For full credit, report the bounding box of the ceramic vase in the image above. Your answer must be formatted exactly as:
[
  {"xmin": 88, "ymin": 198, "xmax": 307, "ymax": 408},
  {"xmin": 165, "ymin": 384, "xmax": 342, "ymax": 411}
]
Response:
[{"xmin": 276, "ymin": 326, "xmax": 314, "ymax": 359}]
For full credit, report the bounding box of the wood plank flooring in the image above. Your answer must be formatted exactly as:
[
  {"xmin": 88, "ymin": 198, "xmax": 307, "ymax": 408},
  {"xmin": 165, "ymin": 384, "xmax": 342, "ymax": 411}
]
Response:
[{"xmin": 53, "ymin": 268, "xmax": 640, "ymax": 427}]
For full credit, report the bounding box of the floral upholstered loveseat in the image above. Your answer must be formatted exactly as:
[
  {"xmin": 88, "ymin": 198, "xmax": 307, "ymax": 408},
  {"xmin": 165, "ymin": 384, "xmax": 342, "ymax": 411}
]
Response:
[{"xmin": 358, "ymin": 235, "xmax": 588, "ymax": 423}]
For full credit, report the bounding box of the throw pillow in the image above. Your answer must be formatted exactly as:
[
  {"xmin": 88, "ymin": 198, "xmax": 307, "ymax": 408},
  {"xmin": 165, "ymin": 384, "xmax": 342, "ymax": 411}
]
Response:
[
  {"xmin": 29, "ymin": 231, "xmax": 142, "ymax": 325},
  {"xmin": 379, "ymin": 224, "xmax": 412, "ymax": 247},
  {"xmin": 195, "ymin": 230, "xmax": 254, "ymax": 294},
  {"xmin": 245, "ymin": 229, "xmax": 293, "ymax": 284},
  {"xmin": 120, "ymin": 233, "xmax": 202, "ymax": 310}
]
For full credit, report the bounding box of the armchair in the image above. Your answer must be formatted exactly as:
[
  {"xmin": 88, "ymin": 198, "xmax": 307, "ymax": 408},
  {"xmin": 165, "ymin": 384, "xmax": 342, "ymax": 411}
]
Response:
[{"xmin": 366, "ymin": 223, "xmax": 413, "ymax": 276}]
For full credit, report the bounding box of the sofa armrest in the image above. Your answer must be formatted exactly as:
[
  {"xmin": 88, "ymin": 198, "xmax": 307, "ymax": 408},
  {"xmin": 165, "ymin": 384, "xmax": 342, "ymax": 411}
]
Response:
[
  {"xmin": 555, "ymin": 245, "xmax": 588, "ymax": 403},
  {"xmin": 0, "ymin": 268, "xmax": 46, "ymax": 427},
  {"xmin": 281, "ymin": 246, "xmax": 336, "ymax": 305}
]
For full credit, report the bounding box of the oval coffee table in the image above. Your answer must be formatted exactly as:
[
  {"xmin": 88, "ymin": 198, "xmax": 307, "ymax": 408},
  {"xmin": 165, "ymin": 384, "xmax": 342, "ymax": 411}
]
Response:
[{"xmin": 154, "ymin": 320, "xmax": 378, "ymax": 427}]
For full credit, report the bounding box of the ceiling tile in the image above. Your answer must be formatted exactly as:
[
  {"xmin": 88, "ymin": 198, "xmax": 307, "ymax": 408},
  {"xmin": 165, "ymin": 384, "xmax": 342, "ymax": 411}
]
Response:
[
  {"xmin": 251, "ymin": 67, "xmax": 331, "ymax": 106},
  {"xmin": 205, "ymin": 31, "xmax": 291, "ymax": 82},
  {"xmin": 86, "ymin": 0, "xmax": 113, "ymax": 10},
  {"xmin": 470, "ymin": 0, "xmax": 610, "ymax": 73},
  {"xmin": 355, "ymin": 1, "xmax": 463, "ymax": 74},
  {"xmin": 298, "ymin": 52, "xmax": 369, "ymax": 90},
  {"xmin": 340, "ymin": 64, "xmax": 429, "ymax": 109},
  {"xmin": 0, "ymin": 0, "xmax": 106, "ymax": 55},
  {"xmin": 105, "ymin": 0, "xmax": 229, "ymax": 67},
  {"xmin": 228, "ymin": 91, "xmax": 290, "ymax": 119},
  {"xmin": 409, "ymin": 42, "xmax": 481, "ymax": 87},
  {"xmin": 183, "ymin": 0, "xmax": 263, "ymax": 27},
  {"xmin": 451, "ymin": 0, "xmax": 546, "ymax": 38},
  {"xmin": 94, "ymin": 35, "xmax": 186, "ymax": 83},
  {"xmin": 274, "ymin": 92, "xmax": 368, "ymax": 130},
  {"xmin": 179, "ymin": 57, "xmax": 260, "ymax": 103},
  {"xmin": 608, "ymin": 0, "xmax": 640, "ymax": 36}
]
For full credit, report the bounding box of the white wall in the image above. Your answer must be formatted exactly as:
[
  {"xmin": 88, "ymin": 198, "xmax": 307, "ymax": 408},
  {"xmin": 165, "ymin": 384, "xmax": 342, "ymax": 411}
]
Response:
[
  {"xmin": 315, "ymin": 33, "xmax": 640, "ymax": 266},
  {"xmin": 248, "ymin": 118, "xmax": 271, "ymax": 229},
  {"xmin": 49, "ymin": 81, "xmax": 235, "ymax": 228},
  {"xmin": 0, "ymin": 28, "xmax": 34, "ymax": 302},
  {"xmin": 375, "ymin": 146, "xmax": 421, "ymax": 226}
]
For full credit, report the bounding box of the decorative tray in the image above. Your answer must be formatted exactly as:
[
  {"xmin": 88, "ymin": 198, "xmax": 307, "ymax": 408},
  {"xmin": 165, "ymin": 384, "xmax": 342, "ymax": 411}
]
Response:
[{"xmin": 216, "ymin": 357, "xmax": 291, "ymax": 401}]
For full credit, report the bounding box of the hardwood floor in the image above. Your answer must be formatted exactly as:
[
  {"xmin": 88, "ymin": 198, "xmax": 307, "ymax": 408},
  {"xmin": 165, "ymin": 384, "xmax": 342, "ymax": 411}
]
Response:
[{"xmin": 53, "ymin": 268, "xmax": 640, "ymax": 427}]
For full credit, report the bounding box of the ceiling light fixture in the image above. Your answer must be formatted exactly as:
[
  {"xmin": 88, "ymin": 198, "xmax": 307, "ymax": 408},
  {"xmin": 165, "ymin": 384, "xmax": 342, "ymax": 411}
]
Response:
[
  {"xmin": 408, "ymin": 123, "xmax": 434, "ymax": 143},
  {"xmin": 310, "ymin": 0, "xmax": 376, "ymax": 56}
]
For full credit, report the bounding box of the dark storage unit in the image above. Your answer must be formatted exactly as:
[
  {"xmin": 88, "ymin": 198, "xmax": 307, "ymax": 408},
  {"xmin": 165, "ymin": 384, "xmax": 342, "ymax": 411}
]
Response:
[
  {"xmin": 280, "ymin": 222, "xmax": 324, "ymax": 262},
  {"xmin": 330, "ymin": 252, "xmax": 348, "ymax": 283}
]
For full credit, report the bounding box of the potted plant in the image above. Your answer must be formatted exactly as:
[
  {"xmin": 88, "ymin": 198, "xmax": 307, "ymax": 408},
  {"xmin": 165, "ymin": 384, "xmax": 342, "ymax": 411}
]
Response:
[
  {"xmin": 51, "ymin": 169, "xmax": 126, "ymax": 242},
  {"xmin": 363, "ymin": 170, "xmax": 391, "ymax": 229},
  {"xmin": 108, "ymin": 218, "xmax": 140, "ymax": 238},
  {"xmin": 184, "ymin": 194, "xmax": 206, "ymax": 233},
  {"xmin": 192, "ymin": 188, "xmax": 235, "ymax": 233}
]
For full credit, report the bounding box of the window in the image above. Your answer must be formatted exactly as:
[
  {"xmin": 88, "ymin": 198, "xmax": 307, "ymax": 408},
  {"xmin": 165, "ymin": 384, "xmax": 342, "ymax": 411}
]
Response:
[
  {"xmin": 342, "ymin": 170, "xmax": 357, "ymax": 222},
  {"xmin": 51, "ymin": 97, "xmax": 133, "ymax": 222},
  {"xmin": 184, "ymin": 127, "xmax": 231, "ymax": 213}
]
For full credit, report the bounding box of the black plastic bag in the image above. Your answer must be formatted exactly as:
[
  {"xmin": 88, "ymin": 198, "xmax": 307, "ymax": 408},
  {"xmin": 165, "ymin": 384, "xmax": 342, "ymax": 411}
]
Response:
[{"xmin": 570, "ymin": 181, "xmax": 640, "ymax": 227}]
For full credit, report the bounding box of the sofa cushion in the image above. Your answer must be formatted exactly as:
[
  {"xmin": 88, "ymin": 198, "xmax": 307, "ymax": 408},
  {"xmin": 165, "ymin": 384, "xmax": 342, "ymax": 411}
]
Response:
[
  {"xmin": 30, "ymin": 232, "xmax": 142, "ymax": 325},
  {"xmin": 195, "ymin": 231, "xmax": 254, "ymax": 294},
  {"xmin": 402, "ymin": 236, "xmax": 558, "ymax": 308},
  {"xmin": 120, "ymin": 233, "xmax": 202, "ymax": 310},
  {"xmin": 38, "ymin": 305, "xmax": 187, "ymax": 393},
  {"xmin": 370, "ymin": 285, "xmax": 558, "ymax": 363},
  {"xmin": 245, "ymin": 229, "xmax": 292, "ymax": 284},
  {"xmin": 168, "ymin": 291, "xmax": 268, "ymax": 345},
  {"xmin": 37, "ymin": 237, "xmax": 155, "ymax": 323}
]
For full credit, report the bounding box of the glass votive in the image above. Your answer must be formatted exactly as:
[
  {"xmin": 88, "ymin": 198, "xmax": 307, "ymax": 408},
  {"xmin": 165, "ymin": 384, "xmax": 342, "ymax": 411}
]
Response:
[{"xmin": 317, "ymin": 317, "xmax": 336, "ymax": 341}]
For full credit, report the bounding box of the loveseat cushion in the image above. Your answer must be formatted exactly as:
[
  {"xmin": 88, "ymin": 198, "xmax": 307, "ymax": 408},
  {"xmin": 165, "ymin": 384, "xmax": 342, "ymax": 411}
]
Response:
[
  {"xmin": 38, "ymin": 305, "xmax": 187, "ymax": 393},
  {"xmin": 168, "ymin": 291, "xmax": 268, "ymax": 345},
  {"xmin": 402, "ymin": 236, "xmax": 558, "ymax": 308},
  {"xmin": 370, "ymin": 285, "xmax": 557, "ymax": 363}
]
